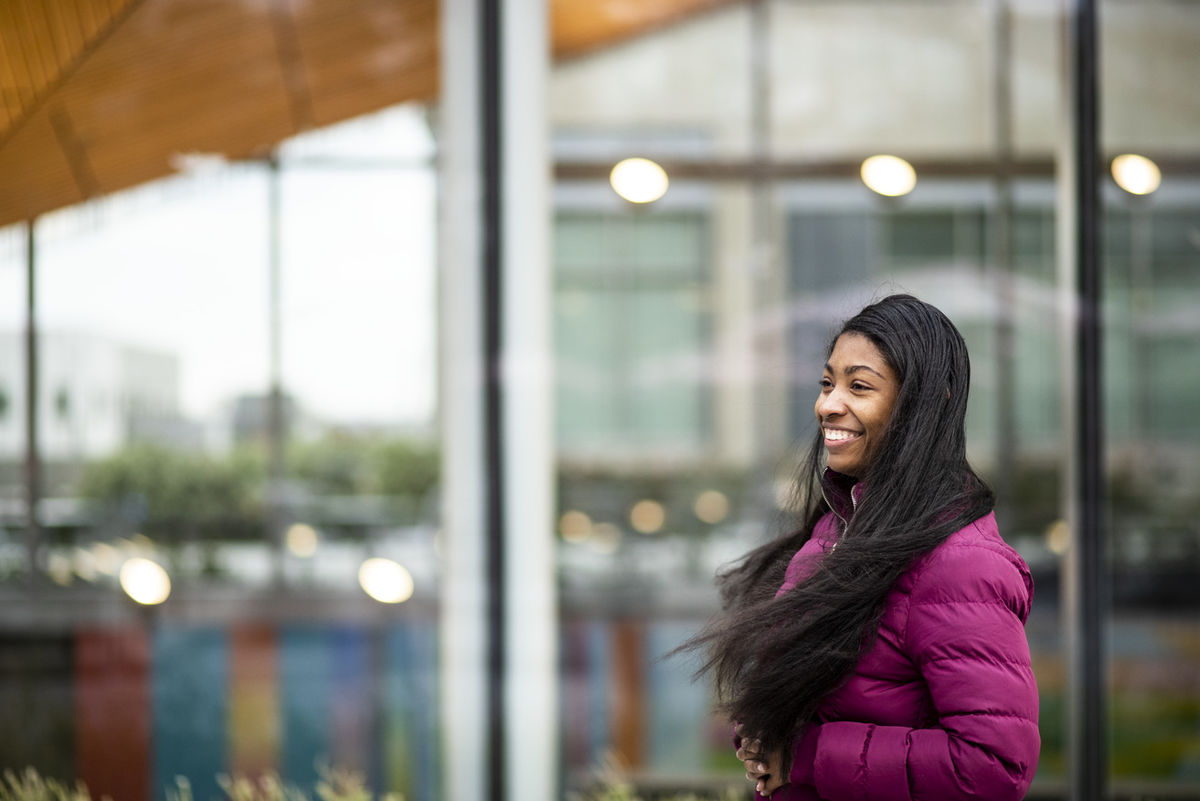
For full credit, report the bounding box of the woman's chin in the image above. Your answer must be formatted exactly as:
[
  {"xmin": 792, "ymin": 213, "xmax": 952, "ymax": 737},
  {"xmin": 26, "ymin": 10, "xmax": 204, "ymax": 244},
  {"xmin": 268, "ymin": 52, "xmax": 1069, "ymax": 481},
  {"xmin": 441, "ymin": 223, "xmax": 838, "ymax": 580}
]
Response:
[{"xmin": 826, "ymin": 456, "xmax": 861, "ymax": 477}]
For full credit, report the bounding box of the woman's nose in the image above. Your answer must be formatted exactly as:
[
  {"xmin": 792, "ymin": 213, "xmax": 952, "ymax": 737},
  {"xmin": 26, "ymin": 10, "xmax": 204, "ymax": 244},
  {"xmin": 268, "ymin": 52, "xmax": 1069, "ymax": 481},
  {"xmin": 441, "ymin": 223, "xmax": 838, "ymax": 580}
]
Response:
[{"xmin": 817, "ymin": 388, "xmax": 846, "ymax": 417}]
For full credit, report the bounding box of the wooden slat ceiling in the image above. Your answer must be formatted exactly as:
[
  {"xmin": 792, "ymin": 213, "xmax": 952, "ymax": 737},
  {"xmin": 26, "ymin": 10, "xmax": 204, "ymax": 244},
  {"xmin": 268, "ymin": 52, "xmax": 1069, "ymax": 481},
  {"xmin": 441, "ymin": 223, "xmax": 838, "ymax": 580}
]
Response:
[{"xmin": 0, "ymin": 0, "xmax": 737, "ymax": 229}]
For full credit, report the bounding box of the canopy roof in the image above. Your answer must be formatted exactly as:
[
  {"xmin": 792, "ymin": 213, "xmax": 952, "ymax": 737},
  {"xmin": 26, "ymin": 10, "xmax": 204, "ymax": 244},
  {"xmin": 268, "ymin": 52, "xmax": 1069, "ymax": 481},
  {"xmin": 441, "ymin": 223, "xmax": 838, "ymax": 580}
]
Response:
[{"xmin": 0, "ymin": 0, "xmax": 733, "ymax": 229}]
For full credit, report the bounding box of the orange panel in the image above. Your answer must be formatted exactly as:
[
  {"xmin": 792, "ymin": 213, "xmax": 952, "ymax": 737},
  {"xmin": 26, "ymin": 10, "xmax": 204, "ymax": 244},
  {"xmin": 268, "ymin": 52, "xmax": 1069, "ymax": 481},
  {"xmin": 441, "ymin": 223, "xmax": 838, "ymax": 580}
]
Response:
[
  {"xmin": 611, "ymin": 619, "xmax": 645, "ymax": 768},
  {"xmin": 229, "ymin": 625, "xmax": 280, "ymax": 779}
]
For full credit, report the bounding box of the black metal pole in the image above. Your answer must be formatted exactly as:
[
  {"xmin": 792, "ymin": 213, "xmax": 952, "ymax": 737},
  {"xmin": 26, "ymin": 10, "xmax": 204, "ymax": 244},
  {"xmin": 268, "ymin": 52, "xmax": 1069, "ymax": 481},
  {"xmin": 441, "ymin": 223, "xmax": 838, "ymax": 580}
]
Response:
[
  {"xmin": 480, "ymin": 1, "xmax": 506, "ymax": 799},
  {"xmin": 24, "ymin": 219, "xmax": 41, "ymax": 589},
  {"xmin": 1070, "ymin": 0, "xmax": 1106, "ymax": 798}
]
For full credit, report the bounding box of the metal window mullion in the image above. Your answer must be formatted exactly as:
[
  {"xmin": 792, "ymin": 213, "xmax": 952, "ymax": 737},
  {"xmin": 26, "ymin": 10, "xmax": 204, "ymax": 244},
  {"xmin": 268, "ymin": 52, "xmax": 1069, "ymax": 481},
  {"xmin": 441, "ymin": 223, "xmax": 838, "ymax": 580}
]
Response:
[
  {"xmin": 1060, "ymin": 0, "xmax": 1107, "ymax": 799},
  {"xmin": 480, "ymin": 1, "xmax": 507, "ymax": 799},
  {"xmin": 24, "ymin": 219, "xmax": 41, "ymax": 590}
]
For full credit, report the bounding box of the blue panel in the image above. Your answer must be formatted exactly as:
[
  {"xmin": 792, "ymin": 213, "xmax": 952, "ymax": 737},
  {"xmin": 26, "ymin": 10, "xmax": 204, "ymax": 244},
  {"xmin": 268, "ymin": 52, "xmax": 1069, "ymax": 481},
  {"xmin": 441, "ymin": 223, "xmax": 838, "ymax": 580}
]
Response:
[
  {"xmin": 279, "ymin": 627, "xmax": 333, "ymax": 792},
  {"xmin": 330, "ymin": 628, "xmax": 371, "ymax": 780},
  {"xmin": 384, "ymin": 620, "xmax": 438, "ymax": 801},
  {"xmin": 382, "ymin": 625, "xmax": 413, "ymax": 798},
  {"xmin": 152, "ymin": 627, "xmax": 227, "ymax": 801},
  {"xmin": 412, "ymin": 621, "xmax": 439, "ymax": 801},
  {"xmin": 647, "ymin": 622, "xmax": 707, "ymax": 772},
  {"xmin": 586, "ymin": 621, "xmax": 612, "ymax": 765}
]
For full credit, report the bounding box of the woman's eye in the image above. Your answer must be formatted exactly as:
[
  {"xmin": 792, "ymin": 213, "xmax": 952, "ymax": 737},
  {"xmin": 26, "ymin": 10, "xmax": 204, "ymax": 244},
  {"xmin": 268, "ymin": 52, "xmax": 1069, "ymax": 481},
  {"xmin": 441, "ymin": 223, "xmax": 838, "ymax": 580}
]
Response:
[
  {"xmin": 850, "ymin": 382, "xmax": 869, "ymax": 391},
  {"xmin": 819, "ymin": 378, "xmax": 832, "ymax": 389}
]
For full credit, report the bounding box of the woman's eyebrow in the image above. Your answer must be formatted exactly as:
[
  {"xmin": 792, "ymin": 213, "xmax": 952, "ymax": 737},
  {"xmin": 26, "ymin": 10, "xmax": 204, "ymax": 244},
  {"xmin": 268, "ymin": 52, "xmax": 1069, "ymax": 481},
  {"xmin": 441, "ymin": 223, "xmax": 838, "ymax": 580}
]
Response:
[{"xmin": 824, "ymin": 362, "xmax": 887, "ymax": 379}]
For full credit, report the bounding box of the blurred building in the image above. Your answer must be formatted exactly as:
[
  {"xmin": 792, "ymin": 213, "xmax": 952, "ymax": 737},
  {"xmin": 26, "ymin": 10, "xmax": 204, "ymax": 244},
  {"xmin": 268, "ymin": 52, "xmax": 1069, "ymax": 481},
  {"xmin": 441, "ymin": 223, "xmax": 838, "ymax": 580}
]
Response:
[{"xmin": 0, "ymin": 330, "xmax": 191, "ymax": 463}]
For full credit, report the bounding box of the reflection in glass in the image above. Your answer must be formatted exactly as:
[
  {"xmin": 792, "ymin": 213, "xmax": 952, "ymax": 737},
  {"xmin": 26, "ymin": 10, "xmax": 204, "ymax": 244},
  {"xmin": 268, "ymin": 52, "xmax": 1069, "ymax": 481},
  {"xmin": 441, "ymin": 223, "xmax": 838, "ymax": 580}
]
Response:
[
  {"xmin": 1110, "ymin": 154, "xmax": 1161, "ymax": 196},
  {"xmin": 358, "ymin": 557, "xmax": 415, "ymax": 604},
  {"xmin": 119, "ymin": 557, "xmax": 171, "ymax": 605}
]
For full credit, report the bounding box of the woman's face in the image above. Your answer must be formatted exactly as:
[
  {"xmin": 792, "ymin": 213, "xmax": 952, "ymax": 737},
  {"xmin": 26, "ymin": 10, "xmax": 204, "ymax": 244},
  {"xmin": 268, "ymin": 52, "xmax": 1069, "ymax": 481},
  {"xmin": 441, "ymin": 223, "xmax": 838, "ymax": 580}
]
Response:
[{"xmin": 815, "ymin": 332, "xmax": 900, "ymax": 478}]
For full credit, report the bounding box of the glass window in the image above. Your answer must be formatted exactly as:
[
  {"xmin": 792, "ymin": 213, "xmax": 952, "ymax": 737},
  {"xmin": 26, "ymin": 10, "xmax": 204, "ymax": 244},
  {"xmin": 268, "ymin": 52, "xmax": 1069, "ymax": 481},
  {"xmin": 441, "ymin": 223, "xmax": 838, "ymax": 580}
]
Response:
[
  {"xmin": 1102, "ymin": 2, "xmax": 1200, "ymax": 791},
  {"xmin": 0, "ymin": 106, "xmax": 440, "ymax": 801},
  {"xmin": 555, "ymin": 212, "xmax": 711, "ymax": 457},
  {"xmin": 551, "ymin": 4, "xmax": 1079, "ymax": 794}
]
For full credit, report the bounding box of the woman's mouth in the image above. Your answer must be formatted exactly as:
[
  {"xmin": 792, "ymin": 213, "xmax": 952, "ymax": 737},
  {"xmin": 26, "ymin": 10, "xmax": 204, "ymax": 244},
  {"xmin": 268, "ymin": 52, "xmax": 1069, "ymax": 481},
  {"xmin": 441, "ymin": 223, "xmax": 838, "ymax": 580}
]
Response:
[{"xmin": 824, "ymin": 428, "xmax": 861, "ymax": 445}]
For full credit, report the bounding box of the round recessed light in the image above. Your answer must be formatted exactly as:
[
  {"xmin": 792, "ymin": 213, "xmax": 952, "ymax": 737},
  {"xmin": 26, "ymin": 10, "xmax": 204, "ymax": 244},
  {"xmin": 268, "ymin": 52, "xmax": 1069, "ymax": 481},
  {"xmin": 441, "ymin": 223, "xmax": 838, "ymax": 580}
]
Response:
[
  {"xmin": 860, "ymin": 155, "xmax": 917, "ymax": 197},
  {"xmin": 359, "ymin": 557, "xmax": 415, "ymax": 604},
  {"xmin": 610, "ymin": 157, "xmax": 669, "ymax": 204},
  {"xmin": 1111, "ymin": 154, "xmax": 1161, "ymax": 196},
  {"xmin": 119, "ymin": 558, "xmax": 171, "ymax": 605}
]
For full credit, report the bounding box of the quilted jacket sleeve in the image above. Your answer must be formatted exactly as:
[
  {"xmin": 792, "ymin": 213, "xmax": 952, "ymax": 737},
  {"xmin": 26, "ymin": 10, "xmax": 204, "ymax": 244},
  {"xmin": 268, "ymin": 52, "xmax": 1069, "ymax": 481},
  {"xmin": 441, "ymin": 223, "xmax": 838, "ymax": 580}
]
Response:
[{"xmin": 794, "ymin": 541, "xmax": 1040, "ymax": 801}]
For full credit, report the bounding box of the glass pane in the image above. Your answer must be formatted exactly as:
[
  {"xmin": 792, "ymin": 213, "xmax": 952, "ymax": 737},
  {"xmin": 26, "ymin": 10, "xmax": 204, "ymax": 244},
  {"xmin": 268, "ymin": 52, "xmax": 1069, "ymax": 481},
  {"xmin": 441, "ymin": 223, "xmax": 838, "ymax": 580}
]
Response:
[
  {"xmin": 0, "ymin": 106, "xmax": 440, "ymax": 801},
  {"xmin": 555, "ymin": 212, "xmax": 710, "ymax": 460},
  {"xmin": 551, "ymin": 1, "xmax": 1064, "ymax": 797},
  {"xmin": 1102, "ymin": 4, "xmax": 1200, "ymax": 791},
  {"xmin": 0, "ymin": 226, "xmax": 28, "ymax": 583},
  {"xmin": 556, "ymin": 289, "xmax": 625, "ymax": 450}
]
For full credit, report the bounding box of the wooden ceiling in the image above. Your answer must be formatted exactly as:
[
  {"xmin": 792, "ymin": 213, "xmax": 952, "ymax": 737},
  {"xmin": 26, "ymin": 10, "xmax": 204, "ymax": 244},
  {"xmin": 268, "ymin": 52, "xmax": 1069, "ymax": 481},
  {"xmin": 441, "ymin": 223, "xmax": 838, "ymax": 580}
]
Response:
[{"xmin": 0, "ymin": 0, "xmax": 736, "ymax": 229}]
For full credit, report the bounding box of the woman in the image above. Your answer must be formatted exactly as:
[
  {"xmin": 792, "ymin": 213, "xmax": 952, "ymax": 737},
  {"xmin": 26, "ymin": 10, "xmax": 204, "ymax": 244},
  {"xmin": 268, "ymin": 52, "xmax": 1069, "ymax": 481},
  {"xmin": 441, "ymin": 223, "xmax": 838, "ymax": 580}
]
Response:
[{"xmin": 689, "ymin": 295, "xmax": 1039, "ymax": 800}]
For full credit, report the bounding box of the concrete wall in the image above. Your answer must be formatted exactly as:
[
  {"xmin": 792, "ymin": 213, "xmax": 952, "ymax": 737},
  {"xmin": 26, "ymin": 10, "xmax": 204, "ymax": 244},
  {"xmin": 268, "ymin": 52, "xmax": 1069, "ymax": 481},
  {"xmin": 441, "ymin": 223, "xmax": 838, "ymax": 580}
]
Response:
[{"xmin": 551, "ymin": 0, "xmax": 1200, "ymax": 158}]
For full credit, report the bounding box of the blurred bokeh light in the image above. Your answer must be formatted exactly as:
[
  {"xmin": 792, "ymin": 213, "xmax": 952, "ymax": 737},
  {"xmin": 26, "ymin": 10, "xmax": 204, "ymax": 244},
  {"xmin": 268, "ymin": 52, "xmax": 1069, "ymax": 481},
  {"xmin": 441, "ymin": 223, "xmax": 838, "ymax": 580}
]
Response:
[{"xmin": 609, "ymin": 157, "xmax": 669, "ymax": 203}]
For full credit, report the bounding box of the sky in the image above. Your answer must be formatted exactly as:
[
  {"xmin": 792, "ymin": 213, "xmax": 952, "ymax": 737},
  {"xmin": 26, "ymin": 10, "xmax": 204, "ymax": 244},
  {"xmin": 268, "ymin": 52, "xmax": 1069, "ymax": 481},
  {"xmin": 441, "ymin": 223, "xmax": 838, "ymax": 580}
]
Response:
[{"xmin": 0, "ymin": 105, "xmax": 437, "ymax": 430}]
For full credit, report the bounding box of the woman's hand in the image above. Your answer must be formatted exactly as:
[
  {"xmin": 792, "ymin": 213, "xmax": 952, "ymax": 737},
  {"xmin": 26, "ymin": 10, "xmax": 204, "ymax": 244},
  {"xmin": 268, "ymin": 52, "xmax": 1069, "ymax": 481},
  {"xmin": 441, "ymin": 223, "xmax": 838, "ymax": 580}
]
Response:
[{"xmin": 734, "ymin": 725, "xmax": 788, "ymax": 797}]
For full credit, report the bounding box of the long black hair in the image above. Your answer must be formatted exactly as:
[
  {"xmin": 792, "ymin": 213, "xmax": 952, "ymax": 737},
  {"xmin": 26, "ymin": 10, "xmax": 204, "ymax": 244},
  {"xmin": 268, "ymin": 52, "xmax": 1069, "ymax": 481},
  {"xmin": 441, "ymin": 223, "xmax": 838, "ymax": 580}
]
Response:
[{"xmin": 682, "ymin": 294, "xmax": 994, "ymax": 760}]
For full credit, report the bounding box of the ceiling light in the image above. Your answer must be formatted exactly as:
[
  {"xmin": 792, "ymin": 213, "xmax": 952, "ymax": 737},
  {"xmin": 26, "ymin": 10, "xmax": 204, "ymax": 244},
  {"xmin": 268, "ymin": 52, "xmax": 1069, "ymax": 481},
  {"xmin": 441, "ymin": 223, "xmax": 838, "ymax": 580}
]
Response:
[
  {"xmin": 610, "ymin": 157, "xmax": 669, "ymax": 204},
  {"xmin": 359, "ymin": 557, "xmax": 415, "ymax": 604},
  {"xmin": 285, "ymin": 523, "xmax": 319, "ymax": 557},
  {"xmin": 120, "ymin": 558, "xmax": 171, "ymax": 605},
  {"xmin": 629, "ymin": 500, "xmax": 665, "ymax": 534},
  {"xmin": 860, "ymin": 155, "xmax": 917, "ymax": 197},
  {"xmin": 558, "ymin": 510, "xmax": 592, "ymax": 543},
  {"xmin": 1111, "ymin": 154, "xmax": 1161, "ymax": 195},
  {"xmin": 694, "ymin": 490, "xmax": 730, "ymax": 524}
]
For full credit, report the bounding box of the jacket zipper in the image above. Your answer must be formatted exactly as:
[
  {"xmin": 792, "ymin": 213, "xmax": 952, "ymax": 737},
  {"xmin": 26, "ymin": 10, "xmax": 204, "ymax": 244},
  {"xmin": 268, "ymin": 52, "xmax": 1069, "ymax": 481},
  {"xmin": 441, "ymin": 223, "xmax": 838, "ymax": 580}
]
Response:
[{"xmin": 822, "ymin": 482, "xmax": 858, "ymax": 554}]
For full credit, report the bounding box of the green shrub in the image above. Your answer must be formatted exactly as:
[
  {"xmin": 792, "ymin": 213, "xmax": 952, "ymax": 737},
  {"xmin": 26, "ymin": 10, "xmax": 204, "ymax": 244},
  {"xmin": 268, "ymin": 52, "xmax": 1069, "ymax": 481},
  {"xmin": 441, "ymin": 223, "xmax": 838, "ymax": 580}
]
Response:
[
  {"xmin": 169, "ymin": 768, "xmax": 401, "ymax": 801},
  {"xmin": 1, "ymin": 768, "xmax": 401, "ymax": 801},
  {"xmin": 0, "ymin": 769, "xmax": 94, "ymax": 801}
]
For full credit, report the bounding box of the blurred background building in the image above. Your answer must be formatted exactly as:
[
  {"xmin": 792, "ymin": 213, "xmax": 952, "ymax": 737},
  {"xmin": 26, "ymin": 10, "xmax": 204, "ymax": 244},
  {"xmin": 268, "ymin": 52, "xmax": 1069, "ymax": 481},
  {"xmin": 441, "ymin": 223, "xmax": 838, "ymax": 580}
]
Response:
[{"xmin": 1, "ymin": 1, "xmax": 1198, "ymax": 800}]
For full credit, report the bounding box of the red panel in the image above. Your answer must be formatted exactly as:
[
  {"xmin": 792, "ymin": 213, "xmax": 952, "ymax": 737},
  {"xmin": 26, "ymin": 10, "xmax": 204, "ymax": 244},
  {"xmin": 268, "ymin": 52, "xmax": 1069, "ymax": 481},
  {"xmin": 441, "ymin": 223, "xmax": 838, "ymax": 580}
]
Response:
[{"xmin": 75, "ymin": 627, "xmax": 151, "ymax": 801}]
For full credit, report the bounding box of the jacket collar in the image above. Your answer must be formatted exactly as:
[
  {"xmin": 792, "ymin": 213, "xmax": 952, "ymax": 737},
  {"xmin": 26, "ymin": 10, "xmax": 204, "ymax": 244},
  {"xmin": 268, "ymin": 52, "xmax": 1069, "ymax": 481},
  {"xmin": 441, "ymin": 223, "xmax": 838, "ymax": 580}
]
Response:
[{"xmin": 820, "ymin": 468, "xmax": 864, "ymax": 527}]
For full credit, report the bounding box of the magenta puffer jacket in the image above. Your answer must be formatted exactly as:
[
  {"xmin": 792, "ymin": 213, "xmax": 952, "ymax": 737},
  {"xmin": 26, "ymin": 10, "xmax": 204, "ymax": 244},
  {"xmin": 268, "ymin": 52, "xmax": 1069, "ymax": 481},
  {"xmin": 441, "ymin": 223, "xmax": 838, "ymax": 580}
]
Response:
[{"xmin": 759, "ymin": 486, "xmax": 1040, "ymax": 801}]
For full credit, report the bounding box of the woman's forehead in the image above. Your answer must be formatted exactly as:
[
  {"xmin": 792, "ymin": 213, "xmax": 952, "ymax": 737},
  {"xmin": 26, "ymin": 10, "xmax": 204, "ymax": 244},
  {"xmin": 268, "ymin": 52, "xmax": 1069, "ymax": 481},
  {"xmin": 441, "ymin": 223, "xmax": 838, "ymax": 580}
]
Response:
[{"xmin": 827, "ymin": 333, "xmax": 891, "ymax": 372}]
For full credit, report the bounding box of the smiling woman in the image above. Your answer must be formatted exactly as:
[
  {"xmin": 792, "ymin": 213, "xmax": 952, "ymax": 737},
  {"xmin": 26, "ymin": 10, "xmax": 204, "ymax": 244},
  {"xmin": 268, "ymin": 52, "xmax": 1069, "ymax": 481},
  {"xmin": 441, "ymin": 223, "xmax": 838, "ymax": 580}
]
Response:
[
  {"xmin": 679, "ymin": 294, "xmax": 1040, "ymax": 801},
  {"xmin": 816, "ymin": 333, "xmax": 900, "ymax": 478}
]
